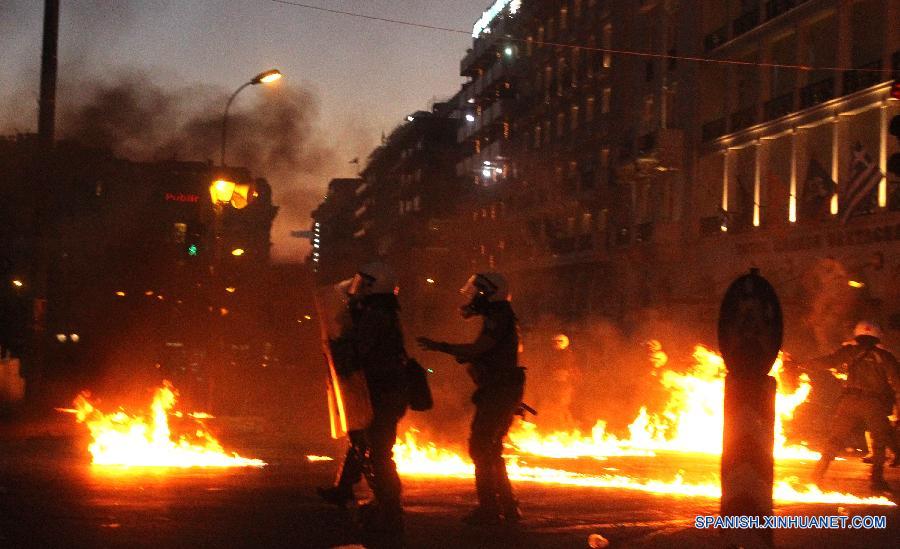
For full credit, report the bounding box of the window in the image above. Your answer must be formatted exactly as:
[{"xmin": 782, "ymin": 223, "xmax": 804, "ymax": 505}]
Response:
[
  {"xmin": 526, "ymin": 36, "xmax": 533, "ymax": 56},
  {"xmin": 601, "ymin": 87, "xmax": 611, "ymax": 113},
  {"xmin": 413, "ymin": 196, "xmax": 421, "ymax": 211},
  {"xmin": 571, "ymin": 48, "xmax": 580, "ymax": 86},
  {"xmin": 560, "ymin": 7, "xmax": 568, "ymax": 30},
  {"xmin": 586, "ymin": 95, "xmax": 595, "ymax": 122},
  {"xmin": 570, "ymin": 105, "xmax": 580, "ymax": 131},
  {"xmin": 172, "ymin": 223, "xmax": 187, "ymax": 244},
  {"xmin": 556, "ymin": 112, "xmax": 566, "ymax": 138},
  {"xmin": 534, "ymin": 124, "xmax": 542, "ymax": 148},
  {"xmin": 581, "ymin": 212, "xmax": 593, "ymax": 232},
  {"xmin": 602, "ymin": 24, "xmax": 612, "ymax": 68}
]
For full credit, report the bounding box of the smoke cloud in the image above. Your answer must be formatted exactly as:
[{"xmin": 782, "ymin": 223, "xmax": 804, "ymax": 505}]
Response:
[{"xmin": 57, "ymin": 69, "xmax": 340, "ymax": 262}]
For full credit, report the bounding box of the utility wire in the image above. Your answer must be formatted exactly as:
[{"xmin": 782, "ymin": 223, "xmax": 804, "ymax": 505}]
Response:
[{"xmin": 267, "ymin": 0, "xmax": 894, "ymax": 74}]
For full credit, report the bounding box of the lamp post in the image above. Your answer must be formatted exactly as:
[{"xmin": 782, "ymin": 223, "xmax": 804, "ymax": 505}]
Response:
[{"xmin": 220, "ymin": 69, "xmax": 282, "ymax": 166}]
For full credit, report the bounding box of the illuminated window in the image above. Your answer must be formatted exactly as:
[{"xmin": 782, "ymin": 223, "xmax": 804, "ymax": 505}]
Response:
[
  {"xmin": 570, "ymin": 105, "xmax": 579, "ymax": 131},
  {"xmin": 503, "ymin": 121, "xmax": 510, "ymax": 140},
  {"xmin": 526, "ymin": 36, "xmax": 533, "ymax": 56},
  {"xmin": 601, "ymin": 87, "xmax": 611, "ymax": 113},
  {"xmin": 602, "ymin": 24, "xmax": 612, "ymax": 68},
  {"xmin": 534, "ymin": 125, "xmax": 542, "ymax": 148},
  {"xmin": 586, "ymin": 96, "xmax": 595, "ymax": 122}
]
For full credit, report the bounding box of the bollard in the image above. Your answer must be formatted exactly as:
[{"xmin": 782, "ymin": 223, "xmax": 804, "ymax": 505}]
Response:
[{"xmin": 718, "ymin": 268, "xmax": 782, "ymax": 549}]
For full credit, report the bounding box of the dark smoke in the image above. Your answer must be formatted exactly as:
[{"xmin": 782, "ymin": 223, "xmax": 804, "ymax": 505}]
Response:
[{"xmin": 58, "ymin": 69, "xmax": 338, "ymax": 262}]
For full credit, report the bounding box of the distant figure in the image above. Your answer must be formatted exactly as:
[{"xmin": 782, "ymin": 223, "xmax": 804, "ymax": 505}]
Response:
[
  {"xmin": 317, "ymin": 263, "xmax": 408, "ymax": 534},
  {"xmin": 418, "ymin": 272, "xmax": 525, "ymax": 525},
  {"xmin": 810, "ymin": 321, "xmax": 900, "ymax": 491}
]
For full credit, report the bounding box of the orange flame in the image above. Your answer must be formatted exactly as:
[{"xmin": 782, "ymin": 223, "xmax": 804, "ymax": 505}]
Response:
[
  {"xmin": 65, "ymin": 381, "xmax": 265, "ymax": 468},
  {"xmin": 392, "ymin": 342, "xmax": 895, "ymax": 507}
]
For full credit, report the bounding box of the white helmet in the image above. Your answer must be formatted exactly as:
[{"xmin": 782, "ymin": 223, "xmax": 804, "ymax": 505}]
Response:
[
  {"xmin": 348, "ymin": 262, "xmax": 399, "ymax": 296},
  {"xmin": 853, "ymin": 320, "xmax": 883, "ymax": 340},
  {"xmin": 460, "ymin": 272, "xmax": 509, "ymax": 303}
]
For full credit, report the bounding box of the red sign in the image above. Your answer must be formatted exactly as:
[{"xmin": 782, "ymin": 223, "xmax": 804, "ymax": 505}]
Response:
[{"xmin": 165, "ymin": 192, "xmax": 200, "ymax": 203}]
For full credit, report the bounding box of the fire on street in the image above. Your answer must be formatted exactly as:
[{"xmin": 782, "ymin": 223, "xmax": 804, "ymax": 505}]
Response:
[{"xmin": 0, "ymin": 433, "xmax": 897, "ymax": 548}]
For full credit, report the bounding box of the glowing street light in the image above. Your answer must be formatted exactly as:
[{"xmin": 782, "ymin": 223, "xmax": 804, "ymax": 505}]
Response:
[
  {"xmin": 230, "ymin": 248, "xmax": 245, "ymax": 257},
  {"xmin": 221, "ymin": 69, "xmax": 283, "ymax": 166},
  {"xmin": 210, "ymin": 179, "xmax": 237, "ymax": 205},
  {"xmin": 11, "ymin": 279, "xmax": 23, "ymax": 288}
]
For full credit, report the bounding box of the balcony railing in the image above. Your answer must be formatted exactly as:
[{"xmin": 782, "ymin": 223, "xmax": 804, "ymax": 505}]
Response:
[
  {"xmin": 704, "ymin": 26, "xmax": 728, "ymax": 52},
  {"xmin": 843, "ymin": 60, "xmax": 884, "ymax": 95},
  {"xmin": 764, "ymin": 92, "xmax": 794, "ymax": 120},
  {"xmin": 702, "ymin": 118, "xmax": 726, "ymax": 141},
  {"xmin": 732, "ymin": 9, "xmax": 760, "ymax": 38},
  {"xmin": 730, "ymin": 106, "xmax": 757, "ymax": 132},
  {"xmin": 800, "ymin": 77, "xmax": 834, "ymax": 108},
  {"xmin": 765, "ymin": 0, "xmax": 796, "ymax": 21}
]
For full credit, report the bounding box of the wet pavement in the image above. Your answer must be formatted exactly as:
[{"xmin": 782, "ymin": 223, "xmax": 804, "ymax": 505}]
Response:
[{"xmin": 0, "ymin": 420, "xmax": 898, "ymax": 548}]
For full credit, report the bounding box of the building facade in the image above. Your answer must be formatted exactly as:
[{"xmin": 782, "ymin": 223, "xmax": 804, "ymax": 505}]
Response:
[{"xmin": 308, "ymin": 0, "xmax": 900, "ymax": 350}]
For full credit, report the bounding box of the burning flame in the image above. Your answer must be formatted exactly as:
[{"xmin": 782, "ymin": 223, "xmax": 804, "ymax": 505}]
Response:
[
  {"xmin": 392, "ymin": 342, "xmax": 895, "ymax": 507},
  {"xmin": 505, "ymin": 344, "xmax": 817, "ymax": 460},
  {"xmin": 62, "ymin": 381, "xmax": 265, "ymax": 468}
]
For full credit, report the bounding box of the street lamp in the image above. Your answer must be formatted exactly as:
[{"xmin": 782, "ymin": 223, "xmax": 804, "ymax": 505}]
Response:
[{"xmin": 220, "ymin": 69, "xmax": 282, "ymax": 166}]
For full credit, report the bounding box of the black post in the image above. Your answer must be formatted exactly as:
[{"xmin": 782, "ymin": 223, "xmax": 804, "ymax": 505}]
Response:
[
  {"xmin": 38, "ymin": 0, "xmax": 60, "ymax": 152},
  {"xmin": 718, "ymin": 268, "xmax": 783, "ymax": 548}
]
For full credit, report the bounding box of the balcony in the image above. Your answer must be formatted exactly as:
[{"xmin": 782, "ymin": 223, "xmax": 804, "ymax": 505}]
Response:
[
  {"xmin": 732, "ymin": 8, "xmax": 760, "ymax": 38},
  {"xmin": 842, "ymin": 60, "xmax": 884, "ymax": 95},
  {"xmin": 730, "ymin": 106, "xmax": 757, "ymax": 132},
  {"xmin": 704, "ymin": 26, "xmax": 728, "ymax": 52},
  {"xmin": 764, "ymin": 92, "xmax": 794, "ymax": 120},
  {"xmin": 702, "ymin": 118, "xmax": 727, "ymax": 141},
  {"xmin": 800, "ymin": 77, "xmax": 834, "ymax": 109}
]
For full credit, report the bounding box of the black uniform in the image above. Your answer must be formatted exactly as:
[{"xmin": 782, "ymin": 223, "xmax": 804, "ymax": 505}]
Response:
[
  {"xmin": 425, "ymin": 300, "xmax": 525, "ymax": 518},
  {"xmin": 328, "ymin": 294, "xmax": 408, "ymax": 518},
  {"xmin": 812, "ymin": 339, "xmax": 900, "ymax": 485}
]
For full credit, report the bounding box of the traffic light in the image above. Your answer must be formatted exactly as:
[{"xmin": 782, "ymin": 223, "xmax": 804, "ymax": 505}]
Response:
[{"xmin": 187, "ymin": 243, "xmax": 199, "ymax": 256}]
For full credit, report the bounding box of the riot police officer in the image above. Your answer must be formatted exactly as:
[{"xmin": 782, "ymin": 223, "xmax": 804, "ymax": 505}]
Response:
[
  {"xmin": 418, "ymin": 272, "xmax": 525, "ymax": 525},
  {"xmin": 318, "ymin": 262, "xmax": 408, "ymax": 531},
  {"xmin": 811, "ymin": 321, "xmax": 900, "ymax": 491}
]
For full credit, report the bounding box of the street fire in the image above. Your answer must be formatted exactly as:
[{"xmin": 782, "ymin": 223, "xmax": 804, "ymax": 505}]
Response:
[
  {"xmin": 393, "ymin": 342, "xmax": 896, "ymax": 506},
  {"xmin": 506, "ymin": 343, "xmax": 818, "ymax": 460},
  {"xmin": 61, "ymin": 381, "xmax": 265, "ymax": 468}
]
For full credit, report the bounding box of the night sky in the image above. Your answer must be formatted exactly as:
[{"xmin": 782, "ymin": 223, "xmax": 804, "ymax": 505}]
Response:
[{"xmin": 0, "ymin": 0, "xmax": 489, "ymax": 261}]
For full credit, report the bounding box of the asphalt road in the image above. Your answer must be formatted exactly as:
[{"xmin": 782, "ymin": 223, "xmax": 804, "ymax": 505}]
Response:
[{"xmin": 0, "ymin": 429, "xmax": 898, "ymax": 548}]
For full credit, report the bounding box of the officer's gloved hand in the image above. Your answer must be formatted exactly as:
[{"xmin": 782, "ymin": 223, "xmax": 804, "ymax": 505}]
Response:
[{"xmin": 416, "ymin": 337, "xmax": 440, "ymax": 351}]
